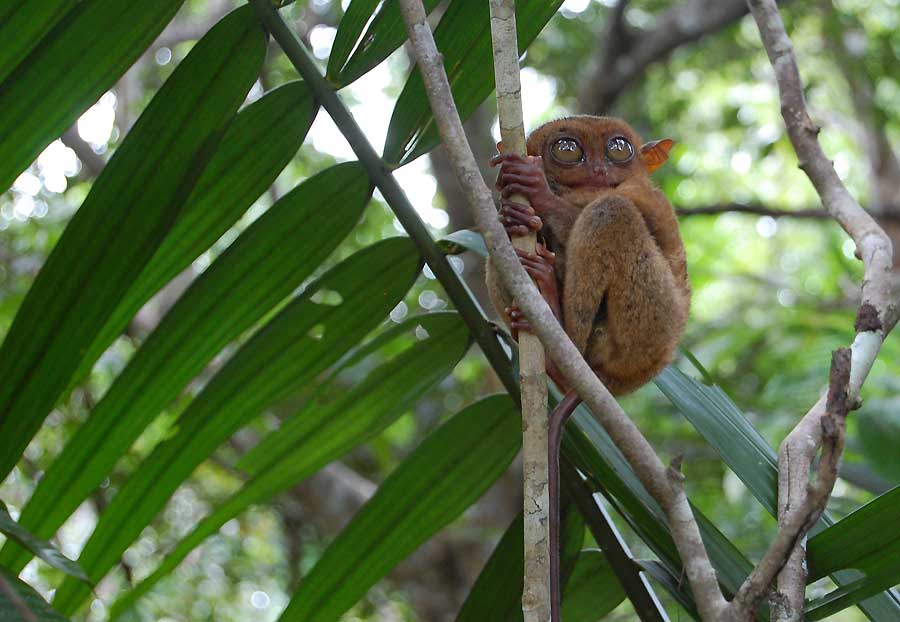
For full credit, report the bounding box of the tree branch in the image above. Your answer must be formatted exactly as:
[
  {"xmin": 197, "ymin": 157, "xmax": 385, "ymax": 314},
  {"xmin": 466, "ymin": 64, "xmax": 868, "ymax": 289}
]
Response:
[
  {"xmin": 485, "ymin": 2, "xmax": 551, "ymax": 621},
  {"xmin": 676, "ymin": 202, "xmax": 830, "ymax": 219},
  {"xmin": 736, "ymin": 1, "xmax": 899, "ymax": 619},
  {"xmin": 398, "ymin": 1, "xmax": 729, "ymax": 619},
  {"xmin": 60, "ymin": 126, "xmax": 105, "ymax": 179},
  {"xmin": 580, "ymin": 0, "xmax": 748, "ymax": 113}
]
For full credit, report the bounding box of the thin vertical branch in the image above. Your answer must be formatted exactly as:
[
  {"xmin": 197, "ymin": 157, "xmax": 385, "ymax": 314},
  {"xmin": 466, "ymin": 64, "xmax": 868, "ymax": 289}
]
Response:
[
  {"xmin": 396, "ymin": 1, "xmax": 729, "ymax": 619},
  {"xmin": 487, "ymin": 5, "xmax": 551, "ymax": 621}
]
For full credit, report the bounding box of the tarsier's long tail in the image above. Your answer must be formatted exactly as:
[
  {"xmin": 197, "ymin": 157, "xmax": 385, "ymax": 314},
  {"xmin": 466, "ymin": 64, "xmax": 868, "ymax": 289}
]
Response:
[{"xmin": 549, "ymin": 389, "xmax": 583, "ymax": 622}]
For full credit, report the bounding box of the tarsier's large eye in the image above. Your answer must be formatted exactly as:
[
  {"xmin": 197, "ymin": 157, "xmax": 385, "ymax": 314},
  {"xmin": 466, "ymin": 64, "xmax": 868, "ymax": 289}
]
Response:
[
  {"xmin": 606, "ymin": 136, "xmax": 634, "ymax": 163},
  {"xmin": 549, "ymin": 138, "xmax": 584, "ymax": 164}
]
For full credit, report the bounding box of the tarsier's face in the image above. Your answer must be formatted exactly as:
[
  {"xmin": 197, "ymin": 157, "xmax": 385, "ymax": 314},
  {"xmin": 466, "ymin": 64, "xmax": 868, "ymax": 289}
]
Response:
[{"xmin": 526, "ymin": 116, "xmax": 649, "ymax": 190}]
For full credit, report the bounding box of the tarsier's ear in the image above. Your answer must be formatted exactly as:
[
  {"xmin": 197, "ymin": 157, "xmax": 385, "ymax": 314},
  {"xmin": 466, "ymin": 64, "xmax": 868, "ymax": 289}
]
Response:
[
  {"xmin": 496, "ymin": 140, "xmax": 505, "ymax": 154},
  {"xmin": 641, "ymin": 138, "xmax": 675, "ymax": 172}
]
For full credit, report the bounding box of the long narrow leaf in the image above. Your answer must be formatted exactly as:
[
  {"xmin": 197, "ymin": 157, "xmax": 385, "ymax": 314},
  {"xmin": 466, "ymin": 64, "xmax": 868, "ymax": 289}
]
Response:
[
  {"xmin": 52, "ymin": 237, "xmax": 423, "ymax": 614},
  {"xmin": 326, "ymin": 0, "xmax": 380, "ymax": 82},
  {"xmin": 382, "ymin": 0, "xmax": 563, "ymax": 165},
  {"xmin": 655, "ymin": 366, "xmax": 900, "ymax": 620},
  {"xmin": 803, "ymin": 487, "xmax": 900, "ymax": 620},
  {"xmin": 278, "ymin": 394, "xmax": 521, "ymax": 622},
  {"xmin": 656, "ymin": 367, "xmax": 900, "ymax": 622},
  {"xmin": 0, "ymin": 163, "xmax": 369, "ymax": 574},
  {"xmin": 0, "ymin": 6, "xmax": 265, "ymax": 481},
  {"xmin": 237, "ymin": 312, "xmax": 469, "ymax": 475},
  {"xmin": 0, "ymin": 570, "xmax": 67, "ymax": 622},
  {"xmin": 808, "ymin": 486, "xmax": 900, "ymax": 581},
  {"xmin": 0, "ymin": 503, "xmax": 86, "ymax": 583},
  {"xmin": 456, "ymin": 508, "xmax": 589, "ymax": 622},
  {"xmin": 111, "ymin": 311, "xmax": 468, "ymax": 617},
  {"xmin": 0, "ymin": 0, "xmax": 187, "ymax": 190},
  {"xmin": 72, "ymin": 81, "xmax": 318, "ymax": 385},
  {"xmin": 0, "ymin": 0, "xmax": 78, "ymax": 84},
  {"xmin": 806, "ymin": 567, "xmax": 900, "ymax": 621},
  {"xmin": 562, "ymin": 550, "xmax": 627, "ymax": 622},
  {"xmin": 328, "ymin": 0, "xmax": 443, "ymax": 87},
  {"xmin": 654, "ymin": 367, "xmax": 778, "ymax": 514}
]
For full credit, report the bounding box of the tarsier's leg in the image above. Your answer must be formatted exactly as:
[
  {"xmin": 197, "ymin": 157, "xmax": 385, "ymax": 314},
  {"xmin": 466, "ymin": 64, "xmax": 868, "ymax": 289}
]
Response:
[{"xmin": 563, "ymin": 195, "xmax": 686, "ymax": 392}]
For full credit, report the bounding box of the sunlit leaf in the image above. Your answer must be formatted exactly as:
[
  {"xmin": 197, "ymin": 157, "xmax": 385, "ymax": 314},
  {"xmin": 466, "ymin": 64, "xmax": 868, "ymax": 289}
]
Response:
[
  {"xmin": 438, "ymin": 229, "xmax": 488, "ymax": 259},
  {"xmin": 806, "ymin": 564, "xmax": 900, "ymax": 621},
  {"xmin": 0, "ymin": 0, "xmax": 187, "ymax": 190},
  {"xmin": 279, "ymin": 394, "xmax": 521, "ymax": 622},
  {"xmin": 0, "ymin": 5, "xmax": 265, "ymax": 483},
  {"xmin": 52, "ymin": 237, "xmax": 423, "ymax": 614},
  {"xmin": 0, "ymin": 163, "xmax": 369, "ymax": 575}
]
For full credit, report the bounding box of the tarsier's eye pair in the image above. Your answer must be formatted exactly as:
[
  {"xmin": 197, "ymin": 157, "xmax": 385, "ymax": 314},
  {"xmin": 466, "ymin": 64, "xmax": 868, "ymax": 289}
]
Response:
[{"xmin": 549, "ymin": 136, "xmax": 635, "ymax": 165}]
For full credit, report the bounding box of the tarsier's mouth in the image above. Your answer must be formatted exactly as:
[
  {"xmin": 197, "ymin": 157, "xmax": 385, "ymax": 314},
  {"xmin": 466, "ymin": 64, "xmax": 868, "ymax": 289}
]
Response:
[{"xmin": 575, "ymin": 179, "xmax": 620, "ymax": 188}]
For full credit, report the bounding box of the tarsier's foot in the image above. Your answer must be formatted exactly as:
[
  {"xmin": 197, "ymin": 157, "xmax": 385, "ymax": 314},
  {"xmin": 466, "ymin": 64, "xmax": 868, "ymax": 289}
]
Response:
[
  {"xmin": 499, "ymin": 199, "xmax": 542, "ymax": 238},
  {"xmin": 504, "ymin": 304, "xmax": 569, "ymax": 391},
  {"xmin": 504, "ymin": 306, "xmax": 530, "ymax": 342},
  {"xmin": 515, "ymin": 243, "xmax": 561, "ymax": 321}
]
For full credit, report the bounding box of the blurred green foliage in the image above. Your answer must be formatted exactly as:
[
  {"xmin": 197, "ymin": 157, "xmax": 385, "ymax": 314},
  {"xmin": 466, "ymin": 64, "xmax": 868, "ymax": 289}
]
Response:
[{"xmin": 1, "ymin": 0, "xmax": 898, "ymax": 621}]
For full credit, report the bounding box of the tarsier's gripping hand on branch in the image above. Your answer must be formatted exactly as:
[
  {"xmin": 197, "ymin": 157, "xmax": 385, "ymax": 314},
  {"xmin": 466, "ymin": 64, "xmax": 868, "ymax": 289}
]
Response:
[{"xmin": 485, "ymin": 115, "xmax": 690, "ymax": 622}]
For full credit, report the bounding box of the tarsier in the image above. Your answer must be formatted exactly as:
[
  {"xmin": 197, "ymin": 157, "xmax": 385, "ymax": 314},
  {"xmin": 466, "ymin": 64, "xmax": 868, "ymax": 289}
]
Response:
[{"xmin": 486, "ymin": 116, "xmax": 690, "ymax": 622}]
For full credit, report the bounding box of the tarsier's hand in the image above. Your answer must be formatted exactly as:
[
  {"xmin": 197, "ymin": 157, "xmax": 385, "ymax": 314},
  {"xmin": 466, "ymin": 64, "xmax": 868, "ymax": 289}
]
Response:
[{"xmin": 490, "ymin": 153, "xmax": 563, "ymax": 216}]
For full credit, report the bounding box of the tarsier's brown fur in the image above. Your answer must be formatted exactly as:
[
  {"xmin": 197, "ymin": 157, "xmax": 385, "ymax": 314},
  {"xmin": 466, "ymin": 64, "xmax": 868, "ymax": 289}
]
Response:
[{"xmin": 487, "ymin": 116, "xmax": 690, "ymax": 394}]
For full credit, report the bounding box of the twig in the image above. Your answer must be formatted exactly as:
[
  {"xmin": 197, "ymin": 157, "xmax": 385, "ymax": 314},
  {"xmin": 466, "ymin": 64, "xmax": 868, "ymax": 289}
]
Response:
[
  {"xmin": 397, "ymin": 1, "xmax": 730, "ymax": 619},
  {"xmin": 741, "ymin": 1, "xmax": 899, "ymax": 619},
  {"xmin": 676, "ymin": 203, "xmax": 830, "ymax": 219},
  {"xmin": 580, "ymin": 0, "xmax": 749, "ymax": 113},
  {"xmin": 60, "ymin": 126, "xmax": 105, "ymax": 179},
  {"xmin": 485, "ymin": 2, "xmax": 551, "ymax": 620}
]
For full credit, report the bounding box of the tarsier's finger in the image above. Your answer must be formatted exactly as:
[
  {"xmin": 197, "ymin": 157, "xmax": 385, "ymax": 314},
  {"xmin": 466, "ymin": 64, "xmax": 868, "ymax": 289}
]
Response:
[
  {"xmin": 500, "ymin": 203, "xmax": 542, "ymax": 230},
  {"xmin": 535, "ymin": 242, "xmax": 557, "ymax": 265},
  {"xmin": 508, "ymin": 307, "xmax": 525, "ymax": 321},
  {"xmin": 503, "ymin": 224, "xmax": 530, "ymax": 237},
  {"xmin": 489, "ymin": 152, "xmax": 528, "ymax": 167},
  {"xmin": 510, "ymin": 319, "xmax": 531, "ymax": 336},
  {"xmin": 501, "ymin": 183, "xmax": 534, "ymax": 198},
  {"xmin": 501, "ymin": 172, "xmax": 542, "ymax": 187}
]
